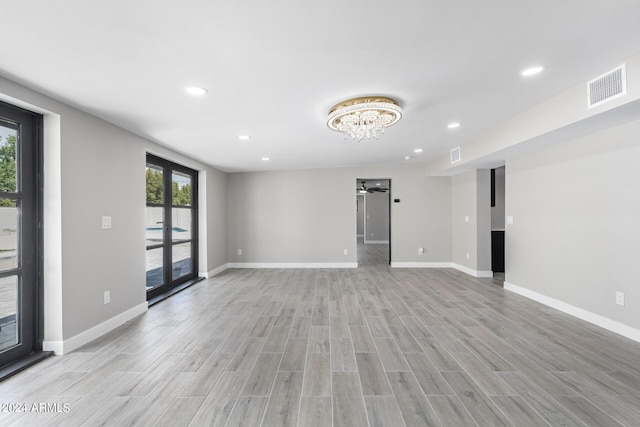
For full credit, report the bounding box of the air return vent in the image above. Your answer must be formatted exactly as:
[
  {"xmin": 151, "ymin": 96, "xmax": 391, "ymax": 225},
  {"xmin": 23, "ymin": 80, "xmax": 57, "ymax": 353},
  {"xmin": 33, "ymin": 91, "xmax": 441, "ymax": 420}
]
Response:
[
  {"xmin": 450, "ymin": 146, "xmax": 461, "ymax": 164},
  {"xmin": 587, "ymin": 64, "xmax": 626, "ymax": 109}
]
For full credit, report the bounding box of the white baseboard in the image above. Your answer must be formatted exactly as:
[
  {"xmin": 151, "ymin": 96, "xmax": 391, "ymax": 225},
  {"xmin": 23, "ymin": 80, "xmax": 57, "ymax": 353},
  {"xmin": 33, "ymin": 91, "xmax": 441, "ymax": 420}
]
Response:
[
  {"xmin": 364, "ymin": 240, "xmax": 389, "ymax": 244},
  {"xmin": 452, "ymin": 263, "xmax": 494, "ymax": 278},
  {"xmin": 391, "ymin": 262, "xmax": 454, "ymax": 268},
  {"xmin": 390, "ymin": 262, "xmax": 493, "ymax": 278},
  {"xmin": 228, "ymin": 262, "xmax": 357, "ymax": 269},
  {"xmin": 200, "ymin": 263, "xmax": 229, "ymax": 278},
  {"xmin": 504, "ymin": 282, "xmax": 640, "ymax": 344},
  {"xmin": 43, "ymin": 302, "xmax": 148, "ymax": 355}
]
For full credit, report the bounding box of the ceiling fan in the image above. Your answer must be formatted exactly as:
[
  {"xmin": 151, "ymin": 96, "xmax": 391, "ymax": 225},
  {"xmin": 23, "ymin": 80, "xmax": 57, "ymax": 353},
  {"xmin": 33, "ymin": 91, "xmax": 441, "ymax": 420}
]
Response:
[{"xmin": 357, "ymin": 181, "xmax": 389, "ymax": 193}]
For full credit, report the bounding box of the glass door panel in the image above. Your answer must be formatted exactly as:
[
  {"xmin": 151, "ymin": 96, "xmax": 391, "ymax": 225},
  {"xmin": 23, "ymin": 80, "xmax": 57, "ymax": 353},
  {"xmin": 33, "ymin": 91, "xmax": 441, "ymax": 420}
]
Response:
[
  {"xmin": 146, "ymin": 165, "xmax": 164, "ymax": 203},
  {"xmin": 0, "ymin": 200, "xmax": 18, "ymax": 271},
  {"xmin": 172, "ymin": 171, "xmax": 191, "ymax": 206},
  {"xmin": 171, "ymin": 207, "xmax": 192, "ymax": 242},
  {"xmin": 171, "ymin": 242, "xmax": 192, "ymax": 280},
  {"xmin": 0, "ymin": 100, "xmax": 41, "ymax": 369},
  {"xmin": 145, "ymin": 154, "xmax": 198, "ymax": 300},
  {"xmin": 0, "ymin": 127, "xmax": 18, "ymax": 193},
  {"xmin": 145, "ymin": 247, "xmax": 164, "ymax": 290},
  {"xmin": 0, "ymin": 276, "xmax": 18, "ymax": 352},
  {"xmin": 146, "ymin": 207, "xmax": 164, "ymax": 245}
]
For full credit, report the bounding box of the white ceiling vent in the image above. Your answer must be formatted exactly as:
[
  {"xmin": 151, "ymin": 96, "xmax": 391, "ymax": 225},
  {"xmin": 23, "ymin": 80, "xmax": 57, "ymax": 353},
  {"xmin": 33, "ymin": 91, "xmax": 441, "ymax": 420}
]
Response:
[
  {"xmin": 450, "ymin": 146, "xmax": 461, "ymax": 164},
  {"xmin": 587, "ymin": 64, "xmax": 626, "ymax": 109}
]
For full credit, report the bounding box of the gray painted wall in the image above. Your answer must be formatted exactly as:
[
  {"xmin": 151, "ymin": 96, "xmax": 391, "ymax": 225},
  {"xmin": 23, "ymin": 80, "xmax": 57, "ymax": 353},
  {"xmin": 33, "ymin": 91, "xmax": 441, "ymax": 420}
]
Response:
[
  {"xmin": 452, "ymin": 171, "xmax": 477, "ymax": 269},
  {"xmin": 452, "ymin": 169, "xmax": 491, "ymax": 273},
  {"xmin": 0, "ymin": 76, "xmax": 228, "ymax": 343},
  {"xmin": 506, "ymin": 118, "xmax": 640, "ymax": 330},
  {"xmin": 477, "ymin": 170, "xmax": 492, "ymax": 272},
  {"xmin": 356, "ymin": 195, "xmax": 364, "ymax": 236},
  {"xmin": 227, "ymin": 163, "xmax": 452, "ymax": 264},
  {"xmin": 365, "ymin": 192, "xmax": 389, "ymax": 243}
]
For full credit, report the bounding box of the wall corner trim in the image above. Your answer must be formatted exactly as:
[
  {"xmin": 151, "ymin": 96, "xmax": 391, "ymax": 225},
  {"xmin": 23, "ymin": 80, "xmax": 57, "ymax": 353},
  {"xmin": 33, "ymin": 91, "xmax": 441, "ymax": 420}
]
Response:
[
  {"xmin": 228, "ymin": 262, "xmax": 357, "ymax": 269},
  {"xmin": 452, "ymin": 263, "xmax": 494, "ymax": 278},
  {"xmin": 43, "ymin": 302, "xmax": 148, "ymax": 355},
  {"xmin": 504, "ymin": 281, "xmax": 640, "ymax": 344},
  {"xmin": 200, "ymin": 263, "xmax": 229, "ymax": 279}
]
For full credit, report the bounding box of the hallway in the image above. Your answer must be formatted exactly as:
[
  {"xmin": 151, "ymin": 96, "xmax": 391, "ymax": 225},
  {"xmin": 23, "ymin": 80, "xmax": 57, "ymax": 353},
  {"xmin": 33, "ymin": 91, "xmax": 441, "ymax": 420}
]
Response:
[{"xmin": 357, "ymin": 237, "xmax": 389, "ymax": 267}]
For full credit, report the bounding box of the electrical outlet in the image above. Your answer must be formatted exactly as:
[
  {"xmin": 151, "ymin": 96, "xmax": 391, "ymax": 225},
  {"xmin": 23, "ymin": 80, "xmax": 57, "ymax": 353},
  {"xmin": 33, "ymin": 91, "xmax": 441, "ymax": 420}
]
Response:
[
  {"xmin": 344, "ymin": 249, "xmax": 348, "ymax": 255},
  {"xmin": 616, "ymin": 292, "xmax": 625, "ymax": 306},
  {"xmin": 418, "ymin": 248, "xmax": 424, "ymax": 255},
  {"xmin": 238, "ymin": 249, "xmax": 242, "ymax": 256},
  {"xmin": 103, "ymin": 291, "xmax": 111, "ymax": 305},
  {"xmin": 466, "ymin": 252, "xmax": 470, "ymax": 260},
  {"xmin": 101, "ymin": 216, "xmax": 112, "ymax": 229}
]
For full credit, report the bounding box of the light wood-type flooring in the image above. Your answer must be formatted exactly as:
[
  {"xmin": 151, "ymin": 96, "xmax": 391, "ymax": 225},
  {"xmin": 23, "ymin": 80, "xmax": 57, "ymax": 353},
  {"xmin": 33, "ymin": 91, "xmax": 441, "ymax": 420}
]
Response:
[
  {"xmin": 1, "ymin": 245, "xmax": 640, "ymax": 425},
  {"xmin": 357, "ymin": 238, "xmax": 389, "ymax": 267}
]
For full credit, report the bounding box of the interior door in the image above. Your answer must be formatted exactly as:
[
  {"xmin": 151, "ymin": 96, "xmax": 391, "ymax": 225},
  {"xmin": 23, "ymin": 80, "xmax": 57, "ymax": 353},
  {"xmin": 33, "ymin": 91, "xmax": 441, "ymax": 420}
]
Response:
[
  {"xmin": 145, "ymin": 154, "xmax": 198, "ymax": 300},
  {"xmin": 0, "ymin": 100, "xmax": 42, "ymax": 369}
]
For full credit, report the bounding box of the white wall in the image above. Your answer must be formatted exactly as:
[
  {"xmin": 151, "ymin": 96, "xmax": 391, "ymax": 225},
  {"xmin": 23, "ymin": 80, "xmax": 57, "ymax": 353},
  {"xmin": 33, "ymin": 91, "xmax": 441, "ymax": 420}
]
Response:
[
  {"xmin": 227, "ymin": 163, "xmax": 452, "ymax": 266},
  {"xmin": 505, "ymin": 118, "xmax": 640, "ymax": 333},
  {"xmin": 0, "ymin": 76, "xmax": 228, "ymax": 352}
]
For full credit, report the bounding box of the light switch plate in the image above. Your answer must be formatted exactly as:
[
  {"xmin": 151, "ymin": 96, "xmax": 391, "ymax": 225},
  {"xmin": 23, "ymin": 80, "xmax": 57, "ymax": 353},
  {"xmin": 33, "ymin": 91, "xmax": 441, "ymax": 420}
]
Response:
[
  {"xmin": 102, "ymin": 216, "xmax": 112, "ymax": 229},
  {"xmin": 506, "ymin": 216, "xmax": 514, "ymax": 225}
]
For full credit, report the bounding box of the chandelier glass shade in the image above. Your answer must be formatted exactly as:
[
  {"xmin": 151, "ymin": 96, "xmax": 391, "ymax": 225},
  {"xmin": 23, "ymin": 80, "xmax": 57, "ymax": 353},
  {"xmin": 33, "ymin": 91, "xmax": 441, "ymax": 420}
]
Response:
[{"xmin": 327, "ymin": 97, "xmax": 402, "ymax": 141}]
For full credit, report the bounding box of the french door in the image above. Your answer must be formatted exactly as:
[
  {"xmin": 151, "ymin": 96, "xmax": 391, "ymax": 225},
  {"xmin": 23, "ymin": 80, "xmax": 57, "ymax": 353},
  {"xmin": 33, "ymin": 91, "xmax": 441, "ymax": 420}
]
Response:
[
  {"xmin": 145, "ymin": 154, "xmax": 198, "ymax": 300},
  {"xmin": 0, "ymin": 101, "xmax": 42, "ymax": 369}
]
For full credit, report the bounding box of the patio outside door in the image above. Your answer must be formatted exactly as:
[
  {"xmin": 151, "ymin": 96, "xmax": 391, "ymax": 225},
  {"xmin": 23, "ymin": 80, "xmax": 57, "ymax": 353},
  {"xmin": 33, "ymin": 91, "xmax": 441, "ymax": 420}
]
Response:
[
  {"xmin": 0, "ymin": 101, "xmax": 42, "ymax": 369},
  {"xmin": 145, "ymin": 154, "xmax": 198, "ymax": 300}
]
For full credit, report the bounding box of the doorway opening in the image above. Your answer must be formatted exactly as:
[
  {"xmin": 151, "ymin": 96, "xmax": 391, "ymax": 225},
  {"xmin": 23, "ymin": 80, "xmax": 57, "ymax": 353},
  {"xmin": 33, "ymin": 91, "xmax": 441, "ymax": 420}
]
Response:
[
  {"xmin": 145, "ymin": 154, "xmax": 199, "ymax": 302},
  {"xmin": 491, "ymin": 166, "xmax": 506, "ymax": 283},
  {"xmin": 356, "ymin": 179, "xmax": 391, "ymax": 267}
]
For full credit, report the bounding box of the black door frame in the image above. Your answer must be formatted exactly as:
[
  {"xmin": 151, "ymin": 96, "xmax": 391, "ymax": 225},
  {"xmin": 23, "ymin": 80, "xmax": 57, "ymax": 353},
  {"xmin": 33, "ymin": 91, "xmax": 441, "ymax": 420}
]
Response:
[
  {"xmin": 145, "ymin": 154, "xmax": 198, "ymax": 301},
  {"xmin": 0, "ymin": 100, "xmax": 43, "ymax": 370}
]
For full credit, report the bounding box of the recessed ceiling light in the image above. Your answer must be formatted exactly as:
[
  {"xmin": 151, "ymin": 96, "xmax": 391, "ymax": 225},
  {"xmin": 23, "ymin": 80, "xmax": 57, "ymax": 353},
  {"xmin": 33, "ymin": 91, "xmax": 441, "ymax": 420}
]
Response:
[
  {"xmin": 185, "ymin": 86, "xmax": 208, "ymax": 96},
  {"xmin": 414, "ymin": 148, "xmax": 423, "ymax": 153},
  {"xmin": 238, "ymin": 135, "xmax": 251, "ymax": 140},
  {"xmin": 447, "ymin": 122, "xmax": 460, "ymax": 129},
  {"xmin": 261, "ymin": 157, "xmax": 270, "ymax": 161},
  {"xmin": 376, "ymin": 183, "xmax": 381, "ymax": 186},
  {"xmin": 521, "ymin": 66, "xmax": 544, "ymax": 77},
  {"xmin": 404, "ymin": 156, "xmax": 411, "ymax": 160}
]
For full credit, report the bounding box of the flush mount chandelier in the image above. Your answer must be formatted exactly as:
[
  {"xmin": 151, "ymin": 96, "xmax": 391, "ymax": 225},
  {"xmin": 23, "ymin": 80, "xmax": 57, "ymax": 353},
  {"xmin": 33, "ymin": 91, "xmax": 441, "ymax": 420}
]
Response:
[{"xmin": 327, "ymin": 96, "xmax": 402, "ymax": 141}]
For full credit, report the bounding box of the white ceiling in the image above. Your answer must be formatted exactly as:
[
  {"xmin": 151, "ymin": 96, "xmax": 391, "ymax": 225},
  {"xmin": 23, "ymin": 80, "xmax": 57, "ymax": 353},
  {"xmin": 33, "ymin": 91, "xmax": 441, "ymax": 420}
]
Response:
[{"xmin": 2, "ymin": 1, "xmax": 640, "ymax": 173}]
